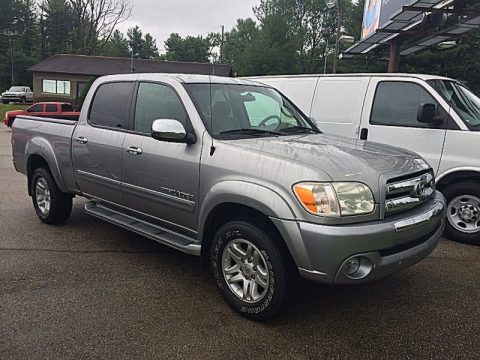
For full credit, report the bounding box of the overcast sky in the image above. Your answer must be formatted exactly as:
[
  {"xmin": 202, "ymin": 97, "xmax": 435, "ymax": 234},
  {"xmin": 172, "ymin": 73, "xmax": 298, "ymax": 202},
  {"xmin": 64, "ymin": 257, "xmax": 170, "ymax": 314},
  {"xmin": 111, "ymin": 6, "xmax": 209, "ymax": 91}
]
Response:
[{"xmin": 118, "ymin": 0, "xmax": 259, "ymax": 53}]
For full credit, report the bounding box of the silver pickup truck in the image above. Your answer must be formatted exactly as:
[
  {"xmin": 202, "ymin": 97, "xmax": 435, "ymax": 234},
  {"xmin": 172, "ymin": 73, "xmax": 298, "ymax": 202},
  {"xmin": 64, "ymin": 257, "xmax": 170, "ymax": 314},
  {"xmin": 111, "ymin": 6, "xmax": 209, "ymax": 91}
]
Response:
[{"xmin": 12, "ymin": 74, "xmax": 446, "ymax": 320}]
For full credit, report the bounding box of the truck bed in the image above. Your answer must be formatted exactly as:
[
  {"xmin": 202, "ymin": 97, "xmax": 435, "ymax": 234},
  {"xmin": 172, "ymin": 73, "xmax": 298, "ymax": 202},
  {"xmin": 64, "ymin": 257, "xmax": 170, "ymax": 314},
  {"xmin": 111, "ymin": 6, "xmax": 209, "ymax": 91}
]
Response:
[{"xmin": 11, "ymin": 115, "xmax": 80, "ymax": 194}]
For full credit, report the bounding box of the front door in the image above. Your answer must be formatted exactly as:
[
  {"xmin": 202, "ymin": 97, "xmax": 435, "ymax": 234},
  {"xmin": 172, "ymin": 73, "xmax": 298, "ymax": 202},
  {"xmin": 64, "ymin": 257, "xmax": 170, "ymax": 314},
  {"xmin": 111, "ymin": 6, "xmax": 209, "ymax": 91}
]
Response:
[
  {"xmin": 72, "ymin": 81, "xmax": 135, "ymax": 205},
  {"xmin": 359, "ymin": 78, "xmax": 448, "ymax": 173},
  {"xmin": 122, "ymin": 81, "xmax": 201, "ymax": 235}
]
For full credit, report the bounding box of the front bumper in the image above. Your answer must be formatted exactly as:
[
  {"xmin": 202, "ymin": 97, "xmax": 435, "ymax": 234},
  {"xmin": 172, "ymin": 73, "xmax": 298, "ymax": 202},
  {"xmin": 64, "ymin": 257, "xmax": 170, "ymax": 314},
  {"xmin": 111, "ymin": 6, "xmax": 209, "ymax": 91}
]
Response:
[
  {"xmin": 271, "ymin": 191, "xmax": 446, "ymax": 285},
  {"xmin": 2, "ymin": 96, "xmax": 22, "ymax": 102}
]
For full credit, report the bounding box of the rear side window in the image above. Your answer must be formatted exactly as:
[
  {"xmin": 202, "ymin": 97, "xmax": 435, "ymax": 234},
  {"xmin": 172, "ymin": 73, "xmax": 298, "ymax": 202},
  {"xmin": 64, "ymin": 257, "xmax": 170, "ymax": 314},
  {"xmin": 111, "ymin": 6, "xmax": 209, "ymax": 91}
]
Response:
[
  {"xmin": 89, "ymin": 82, "xmax": 135, "ymax": 129},
  {"xmin": 134, "ymin": 82, "xmax": 187, "ymax": 134},
  {"xmin": 45, "ymin": 104, "xmax": 57, "ymax": 112},
  {"xmin": 61, "ymin": 103, "xmax": 73, "ymax": 112},
  {"xmin": 370, "ymin": 81, "xmax": 439, "ymax": 128}
]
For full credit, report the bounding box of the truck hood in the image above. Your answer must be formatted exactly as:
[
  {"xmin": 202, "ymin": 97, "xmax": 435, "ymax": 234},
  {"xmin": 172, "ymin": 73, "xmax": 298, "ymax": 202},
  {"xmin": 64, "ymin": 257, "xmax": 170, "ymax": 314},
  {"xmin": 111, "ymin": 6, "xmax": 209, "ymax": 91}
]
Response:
[{"xmin": 228, "ymin": 133, "xmax": 430, "ymax": 188}]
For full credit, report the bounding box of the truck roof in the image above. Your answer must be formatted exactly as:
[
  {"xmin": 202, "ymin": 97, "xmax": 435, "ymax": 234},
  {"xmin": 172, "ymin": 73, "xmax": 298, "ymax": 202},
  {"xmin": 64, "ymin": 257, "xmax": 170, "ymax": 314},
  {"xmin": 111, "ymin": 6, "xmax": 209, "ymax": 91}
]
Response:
[
  {"xmin": 97, "ymin": 73, "xmax": 264, "ymax": 86},
  {"xmin": 244, "ymin": 73, "xmax": 454, "ymax": 82}
]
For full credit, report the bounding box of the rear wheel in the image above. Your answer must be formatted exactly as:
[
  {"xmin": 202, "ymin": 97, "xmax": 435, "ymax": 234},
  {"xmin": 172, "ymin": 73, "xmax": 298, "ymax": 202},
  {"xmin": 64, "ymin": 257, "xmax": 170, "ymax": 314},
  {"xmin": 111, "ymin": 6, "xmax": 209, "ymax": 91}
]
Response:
[
  {"xmin": 210, "ymin": 220, "xmax": 293, "ymax": 321},
  {"xmin": 444, "ymin": 182, "xmax": 480, "ymax": 245},
  {"xmin": 31, "ymin": 167, "xmax": 72, "ymax": 225}
]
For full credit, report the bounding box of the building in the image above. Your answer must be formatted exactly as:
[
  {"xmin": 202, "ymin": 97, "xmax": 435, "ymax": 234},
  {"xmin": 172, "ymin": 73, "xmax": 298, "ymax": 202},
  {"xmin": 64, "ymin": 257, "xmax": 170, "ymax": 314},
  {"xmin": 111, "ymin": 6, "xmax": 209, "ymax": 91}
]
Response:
[{"xmin": 28, "ymin": 54, "xmax": 233, "ymax": 105}]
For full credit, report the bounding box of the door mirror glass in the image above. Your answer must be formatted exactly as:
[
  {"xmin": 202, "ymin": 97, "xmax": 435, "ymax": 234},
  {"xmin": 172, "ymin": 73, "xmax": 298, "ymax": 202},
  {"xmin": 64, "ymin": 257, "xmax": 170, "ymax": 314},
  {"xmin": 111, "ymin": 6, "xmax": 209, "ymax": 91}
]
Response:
[
  {"xmin": 417, "ymin": 103, "xmax": 441, "ymax": 124},
  {"xmin": 151, "ymin": 119, "xmax": 195, "ymax": 144}
]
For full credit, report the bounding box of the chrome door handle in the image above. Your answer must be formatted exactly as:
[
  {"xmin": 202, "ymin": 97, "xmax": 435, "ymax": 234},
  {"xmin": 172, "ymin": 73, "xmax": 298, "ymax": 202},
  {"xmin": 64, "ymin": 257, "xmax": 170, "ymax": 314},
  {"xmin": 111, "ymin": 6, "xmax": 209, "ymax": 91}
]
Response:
[
  {"xmin": 125, "ymin": 146, "xmax": 143, "ymax": 155},
  {"xmin": 75, "ymin": 136, "xmax": 88, "ymax": 144}
]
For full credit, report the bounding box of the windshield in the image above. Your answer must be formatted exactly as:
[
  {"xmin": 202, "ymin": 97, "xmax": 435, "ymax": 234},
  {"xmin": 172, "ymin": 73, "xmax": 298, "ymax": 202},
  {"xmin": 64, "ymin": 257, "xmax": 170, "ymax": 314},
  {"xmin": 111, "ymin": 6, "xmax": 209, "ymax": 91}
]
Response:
[
  {"xmin": 9, "ymin": 86, "xmax": 25, "ymax": 92},
  {"xmin": 185, "ymin": 83, "xmax": 318, "ymax": 139},
  {"xmin": 428, "ymin": 80, "xmax": 480, "ymax": 130}
]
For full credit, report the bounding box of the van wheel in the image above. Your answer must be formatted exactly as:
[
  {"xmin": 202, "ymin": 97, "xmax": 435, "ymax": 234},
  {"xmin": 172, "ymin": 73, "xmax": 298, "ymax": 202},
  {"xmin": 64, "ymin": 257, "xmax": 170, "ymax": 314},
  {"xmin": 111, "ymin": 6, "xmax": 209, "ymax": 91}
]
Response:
[
  {"xmin": 31, "ymin": 167, "xmax": 72, "ymax": 225},
  {"xmin": 444, "ymin": 182, "xmax": 480, "ymax": 245},
  {"xmin": 210, "ymin": 220, "xmax": 293, "ymax": 321}
]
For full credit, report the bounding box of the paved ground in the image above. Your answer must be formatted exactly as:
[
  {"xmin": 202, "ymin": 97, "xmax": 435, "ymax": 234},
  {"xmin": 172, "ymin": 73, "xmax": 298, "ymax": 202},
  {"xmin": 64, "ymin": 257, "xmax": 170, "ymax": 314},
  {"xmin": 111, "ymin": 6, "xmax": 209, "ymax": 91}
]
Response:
[{"xmin": 1, "ymin": 127, "xmax": 479, "ymax": 360}]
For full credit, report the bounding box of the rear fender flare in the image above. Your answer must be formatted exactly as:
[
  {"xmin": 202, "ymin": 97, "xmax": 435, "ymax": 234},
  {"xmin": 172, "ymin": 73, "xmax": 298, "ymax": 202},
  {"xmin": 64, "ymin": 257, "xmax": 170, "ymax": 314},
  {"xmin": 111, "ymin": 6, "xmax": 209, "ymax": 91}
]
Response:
[{"xmin": 25, "ymin": 137, "xmax": 68, "ymax": 193}]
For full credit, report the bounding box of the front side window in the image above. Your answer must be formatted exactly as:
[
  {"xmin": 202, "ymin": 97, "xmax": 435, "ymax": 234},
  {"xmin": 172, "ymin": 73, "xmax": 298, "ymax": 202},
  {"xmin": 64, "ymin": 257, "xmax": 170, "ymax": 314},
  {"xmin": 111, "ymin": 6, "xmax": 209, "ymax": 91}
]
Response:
[
  {"xmin": 134, "ymin": 82, "xmax": 187, "ymax": 134},
  {"xmin": 428, "ymin": 80, "xmax": 480, "ymax": 130},
  {"xmin": 42, "ymin": 80, "xmax": 71, "ymax": 95},
  {"xmin": 186, "ymin": 84, "xmax": 316, "ymax": 139},
  {"xmin": 371, "ymin": 81, "xmax": 440, "ymax": 128},
  {"xmin": 89, "ymin": 82, "xmax": 135, "ymax": 129},
  {"xmin": 28, "ymin": 104, "xmax": 42, "ymax": 112}
]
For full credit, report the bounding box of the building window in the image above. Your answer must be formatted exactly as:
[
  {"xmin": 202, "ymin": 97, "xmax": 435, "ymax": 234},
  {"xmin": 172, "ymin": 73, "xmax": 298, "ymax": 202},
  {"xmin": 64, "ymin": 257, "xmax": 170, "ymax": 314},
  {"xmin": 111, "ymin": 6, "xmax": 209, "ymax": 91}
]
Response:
[{"xmin": 42, "ymin": 80, "xmax": 71, "ymax": 95}]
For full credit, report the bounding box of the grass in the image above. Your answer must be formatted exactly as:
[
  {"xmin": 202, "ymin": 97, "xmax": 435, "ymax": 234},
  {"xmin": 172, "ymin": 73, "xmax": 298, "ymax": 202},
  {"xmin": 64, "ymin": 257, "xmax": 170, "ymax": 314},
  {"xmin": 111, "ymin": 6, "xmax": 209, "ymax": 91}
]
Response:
[{"xmin": 0, "ymin": 104, "xmax": 29, "ymax": 121}]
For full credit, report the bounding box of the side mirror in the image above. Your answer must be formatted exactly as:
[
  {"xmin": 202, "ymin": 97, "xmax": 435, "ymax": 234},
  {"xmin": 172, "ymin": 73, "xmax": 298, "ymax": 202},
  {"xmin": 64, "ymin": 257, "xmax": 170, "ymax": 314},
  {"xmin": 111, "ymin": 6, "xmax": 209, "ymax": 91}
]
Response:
[
  {"xmin": 417, "ymin": 103, "xmax": 442, "ymax": 125},
  {"xmin": 151, "ymin": 119, "xmax": 196, "ymax": 144}
]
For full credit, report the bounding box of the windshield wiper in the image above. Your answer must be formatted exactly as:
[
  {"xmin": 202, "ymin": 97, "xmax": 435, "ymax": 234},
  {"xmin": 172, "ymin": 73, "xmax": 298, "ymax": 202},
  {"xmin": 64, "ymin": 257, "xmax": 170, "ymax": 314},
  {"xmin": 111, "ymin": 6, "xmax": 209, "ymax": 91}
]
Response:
[
  {"xmin": 278, "ymin": 126, "xmax": 321, "ymax": 134},
  {"xmin": 219, "ymin": 128, "xmax": 281, "ymax": 136}
]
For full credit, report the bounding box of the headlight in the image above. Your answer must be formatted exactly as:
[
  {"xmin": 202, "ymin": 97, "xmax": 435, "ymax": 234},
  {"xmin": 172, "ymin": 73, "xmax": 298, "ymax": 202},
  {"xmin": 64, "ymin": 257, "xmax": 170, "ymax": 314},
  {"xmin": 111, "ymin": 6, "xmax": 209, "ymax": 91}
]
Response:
[{"xmin": 293, "ymin": 182, "xmax": 375, "ymax": 217}]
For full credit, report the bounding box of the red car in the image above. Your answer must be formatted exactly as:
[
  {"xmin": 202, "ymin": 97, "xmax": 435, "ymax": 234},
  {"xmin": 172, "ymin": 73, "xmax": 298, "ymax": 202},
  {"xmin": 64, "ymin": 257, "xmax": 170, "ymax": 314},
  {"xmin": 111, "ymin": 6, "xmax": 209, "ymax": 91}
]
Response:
[{"xmin": 3, "ymin": 102, "xmax": 80, "ymax": 127}]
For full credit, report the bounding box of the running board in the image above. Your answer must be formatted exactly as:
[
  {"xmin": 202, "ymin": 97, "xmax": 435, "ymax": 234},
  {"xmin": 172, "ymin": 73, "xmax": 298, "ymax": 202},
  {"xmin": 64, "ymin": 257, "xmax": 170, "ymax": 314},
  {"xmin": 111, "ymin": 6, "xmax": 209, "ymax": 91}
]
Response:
[{"xmin": 84, "ymin": 202, "xmax": 201, "ymax": 256}]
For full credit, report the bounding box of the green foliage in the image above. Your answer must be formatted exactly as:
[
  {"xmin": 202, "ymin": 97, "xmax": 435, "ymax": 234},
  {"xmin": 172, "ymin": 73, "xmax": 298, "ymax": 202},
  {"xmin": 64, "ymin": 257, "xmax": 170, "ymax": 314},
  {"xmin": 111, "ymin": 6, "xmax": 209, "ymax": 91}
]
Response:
[
  {"xmin": 76, "ymin": 76, "xmax": 97, "ymax": 110},
  {"xmin": 127, "ymin": 26, "xmax": 159, "ymax": 59},
  {"xmin": 164, "ymin": 33, "xmax": 211, "ymax": 63},
  {"xmin": 100, "ymin": 30, "xmax": 130, "ymax": 57}
]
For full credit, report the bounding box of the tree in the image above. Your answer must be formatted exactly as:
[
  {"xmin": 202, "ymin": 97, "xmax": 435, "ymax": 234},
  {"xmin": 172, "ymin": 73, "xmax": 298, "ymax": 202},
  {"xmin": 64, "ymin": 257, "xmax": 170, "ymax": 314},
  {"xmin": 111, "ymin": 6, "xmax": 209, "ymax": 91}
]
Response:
[
  {"xmin": 68, "ymin": 0, "xmax": 132, "ymax": 55},
  {"xmin": 164, "ymin": 33, "xmax": 211, "ymax": 63},
  {"xmin": 39, "ymin": 0, "xmax": 74, "ymax": 56},
  {"xmin": 127, "ymin": 25, "xmax": 143, "ymax": 58},
  {"xmin": 101, "ymin": 29, "xmax": 130, "ymax": 57},
  {"xmin": 142, "ymin": 33, "xmax": 159, "ymax": 59}
]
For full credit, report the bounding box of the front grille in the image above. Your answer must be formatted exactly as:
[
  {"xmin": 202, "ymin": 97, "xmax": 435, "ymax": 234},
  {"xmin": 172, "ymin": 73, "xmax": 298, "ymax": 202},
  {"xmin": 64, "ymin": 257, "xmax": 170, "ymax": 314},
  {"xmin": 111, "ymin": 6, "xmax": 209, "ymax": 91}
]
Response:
[{"xmin": 384, "ymin": 170, "xmax": 435, "ymax": 215}]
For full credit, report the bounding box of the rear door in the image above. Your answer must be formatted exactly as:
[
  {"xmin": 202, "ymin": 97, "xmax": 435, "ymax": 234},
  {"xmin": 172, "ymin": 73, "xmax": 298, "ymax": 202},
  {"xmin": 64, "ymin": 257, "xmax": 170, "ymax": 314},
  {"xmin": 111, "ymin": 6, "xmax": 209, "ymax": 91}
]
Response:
[
  {"xmin": 121, "ymin": 81, "xmax": 201, "ymax": 235},
  {"xmin": 310, "ymin": 77, "xmax": 370, "ymax": 138},
  {"xmin": 72, "ymin": 81, "xmax": 135, "ymax": 205},
  {"xmin": 359, "ymin": 78, "xmax": 448, "ymax": 171}
]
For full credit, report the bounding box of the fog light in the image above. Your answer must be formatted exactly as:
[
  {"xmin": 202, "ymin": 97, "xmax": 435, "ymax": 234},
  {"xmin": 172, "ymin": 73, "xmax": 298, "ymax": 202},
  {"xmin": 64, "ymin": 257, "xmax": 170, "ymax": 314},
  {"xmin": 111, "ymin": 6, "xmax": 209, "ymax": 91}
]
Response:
[{"xmin": 345, "ymin": 257, "xmax": 361, "ymax": 275}]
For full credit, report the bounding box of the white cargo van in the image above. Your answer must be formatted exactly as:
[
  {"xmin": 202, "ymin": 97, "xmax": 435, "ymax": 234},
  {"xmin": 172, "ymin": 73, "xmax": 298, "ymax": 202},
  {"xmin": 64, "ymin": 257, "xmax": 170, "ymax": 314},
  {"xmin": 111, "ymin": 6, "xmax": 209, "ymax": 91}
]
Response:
[{"xmin": 247, "ymin": 74, "xmax": 480, "ymax": 245}]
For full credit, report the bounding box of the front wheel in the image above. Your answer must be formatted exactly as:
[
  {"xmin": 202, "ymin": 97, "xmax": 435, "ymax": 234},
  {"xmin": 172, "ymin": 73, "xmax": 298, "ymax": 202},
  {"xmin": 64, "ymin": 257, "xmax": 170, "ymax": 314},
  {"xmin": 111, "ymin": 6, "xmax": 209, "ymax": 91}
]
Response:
[
  {"xmin": 444, "ymin": 182, "xmax": 480, "ymax": 245},
  {"xmin": 210, "ymin": 220, "xmax": 293, "ymax": 321},
  {"xmin": 31, "ymin": 167, "xmax": 72, "ymax": 225}
]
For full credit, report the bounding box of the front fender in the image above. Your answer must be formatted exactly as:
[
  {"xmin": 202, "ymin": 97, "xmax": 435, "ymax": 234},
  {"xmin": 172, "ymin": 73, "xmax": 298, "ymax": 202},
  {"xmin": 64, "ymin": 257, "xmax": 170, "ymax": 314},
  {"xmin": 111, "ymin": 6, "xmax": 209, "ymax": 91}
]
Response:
[
  {"xmin": 26, "ymin": 137, "xmax": 68, "ymax": 193},
  {"xmin": 199, "ymin": 180, "xmax": 297, "ymax": 233}
]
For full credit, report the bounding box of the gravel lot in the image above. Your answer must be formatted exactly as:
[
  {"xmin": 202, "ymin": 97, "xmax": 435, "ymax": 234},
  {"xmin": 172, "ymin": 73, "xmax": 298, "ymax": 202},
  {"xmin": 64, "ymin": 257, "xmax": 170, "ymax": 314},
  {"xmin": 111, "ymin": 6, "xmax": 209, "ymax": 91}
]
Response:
[{"xmin": 1, "ymin": 126, "xmax": 479, "ymax": 359}]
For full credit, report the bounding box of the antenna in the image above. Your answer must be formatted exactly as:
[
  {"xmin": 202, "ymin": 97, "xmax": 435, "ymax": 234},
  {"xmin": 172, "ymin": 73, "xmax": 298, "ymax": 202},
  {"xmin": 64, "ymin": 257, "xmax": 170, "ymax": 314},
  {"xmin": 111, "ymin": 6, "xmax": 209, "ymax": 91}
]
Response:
[{"xmin": 209, "ymin": 63, "xmax": 216, "ymax": 156}]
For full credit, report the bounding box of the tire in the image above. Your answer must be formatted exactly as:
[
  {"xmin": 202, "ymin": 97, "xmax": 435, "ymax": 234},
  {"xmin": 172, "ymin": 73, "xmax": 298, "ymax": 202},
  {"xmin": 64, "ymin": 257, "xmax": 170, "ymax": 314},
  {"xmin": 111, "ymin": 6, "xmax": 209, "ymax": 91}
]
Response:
[
  {"xmin": 443, "ymin": 182, "xmax": 480, "ymax": 245},
  {"xmin": 21, "ymin": 97, "xmax": 26, "ymax": 104},
  {"xmin": 2, "ymin": 100, "xmax": 8, "ymax": 104},
  {"xmin": 31, "ymin": 167, "xmax": 72, "ymax": 225},
  {"xmin": 210, "ymin": 220, "xmax": 294, "ymax": 321}
]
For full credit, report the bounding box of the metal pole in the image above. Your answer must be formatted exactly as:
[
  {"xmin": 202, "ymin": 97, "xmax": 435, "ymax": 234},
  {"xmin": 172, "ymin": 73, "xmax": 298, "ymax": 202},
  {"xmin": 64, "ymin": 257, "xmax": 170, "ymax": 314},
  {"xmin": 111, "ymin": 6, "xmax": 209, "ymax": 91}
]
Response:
[
  {"xmin": 220, "ymin": 25, "xmax": 225, "ymax": 63},
  {"xmin": 388, "ymin": 38, "xmax": 400, "ymax": 73},
  {"xmin": 323, "ymin": 38, "xmax": 329, "ymax": 74},
  {"xmin": 332, "ymin": 5, "xmax": 342, "ymax": 74},
  {"xmin": 130, "ymin": 50, "xmax": 134, "ymax": 72},
  {"xmin": 7, "ymin": 33, "xmax": 15, "ymax": 84}
]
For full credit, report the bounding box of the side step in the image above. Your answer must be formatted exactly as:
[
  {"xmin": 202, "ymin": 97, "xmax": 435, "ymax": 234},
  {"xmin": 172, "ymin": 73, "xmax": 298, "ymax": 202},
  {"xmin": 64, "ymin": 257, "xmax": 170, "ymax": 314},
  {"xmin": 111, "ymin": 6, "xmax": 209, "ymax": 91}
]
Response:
[{"xmin": 84, "ymin": 201, "xmax": 201, "ymax": 256}]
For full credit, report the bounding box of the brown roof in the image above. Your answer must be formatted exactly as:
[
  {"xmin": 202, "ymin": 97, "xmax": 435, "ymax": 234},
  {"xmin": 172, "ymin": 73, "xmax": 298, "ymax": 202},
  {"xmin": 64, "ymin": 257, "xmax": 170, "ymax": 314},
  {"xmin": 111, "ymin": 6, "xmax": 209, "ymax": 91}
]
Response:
[{"xmin": 28, "ymin": 54, "xmax": 233, "ymax": 77}]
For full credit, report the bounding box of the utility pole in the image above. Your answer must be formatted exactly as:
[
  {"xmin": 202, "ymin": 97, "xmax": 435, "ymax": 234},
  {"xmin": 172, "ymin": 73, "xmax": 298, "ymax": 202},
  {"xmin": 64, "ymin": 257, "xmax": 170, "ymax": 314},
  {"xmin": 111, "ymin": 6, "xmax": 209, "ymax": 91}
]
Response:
[
  {"xmin": 2, "ymin": 30, "xmax": 18, "ymax": 85},
  {"xmin": 332, "ymin": 6, "xmax": 342, "ymax": 74},
  {"xmin": 220, "ymin": 25, "xmax": 225, "ymax": 63}
]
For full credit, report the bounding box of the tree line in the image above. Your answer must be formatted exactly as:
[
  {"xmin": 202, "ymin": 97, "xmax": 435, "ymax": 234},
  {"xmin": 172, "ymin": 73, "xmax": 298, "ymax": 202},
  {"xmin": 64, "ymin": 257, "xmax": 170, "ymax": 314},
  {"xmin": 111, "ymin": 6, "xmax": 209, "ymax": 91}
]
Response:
[{"xmin": 1, "ymin": 0, "xmax": 479, "ymax": 93}]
